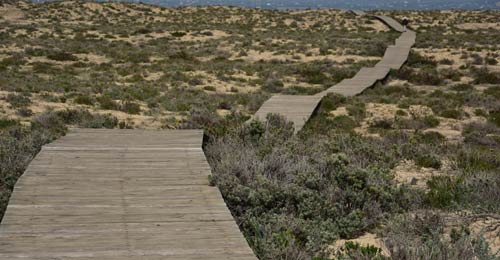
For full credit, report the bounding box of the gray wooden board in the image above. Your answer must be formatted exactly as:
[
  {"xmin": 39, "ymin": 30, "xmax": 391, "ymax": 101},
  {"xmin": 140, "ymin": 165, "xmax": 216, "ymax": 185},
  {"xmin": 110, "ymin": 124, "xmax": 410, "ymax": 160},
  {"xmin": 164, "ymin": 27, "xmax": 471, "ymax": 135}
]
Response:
[{"xmin": 0, "ymin": 129, "xmax": 256, "ymax": 259}]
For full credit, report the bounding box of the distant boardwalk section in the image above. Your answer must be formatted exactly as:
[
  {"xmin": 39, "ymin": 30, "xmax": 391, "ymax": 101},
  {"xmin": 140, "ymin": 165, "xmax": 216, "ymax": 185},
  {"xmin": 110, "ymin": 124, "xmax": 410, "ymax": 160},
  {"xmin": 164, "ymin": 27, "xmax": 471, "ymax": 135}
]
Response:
[
  {"xmin": 0, "ymin": 129, "xmax": 256, "ymax": 260},
  {"xmin": 251, "ymin": 13, "xmax": 415, "ymax": 133}
]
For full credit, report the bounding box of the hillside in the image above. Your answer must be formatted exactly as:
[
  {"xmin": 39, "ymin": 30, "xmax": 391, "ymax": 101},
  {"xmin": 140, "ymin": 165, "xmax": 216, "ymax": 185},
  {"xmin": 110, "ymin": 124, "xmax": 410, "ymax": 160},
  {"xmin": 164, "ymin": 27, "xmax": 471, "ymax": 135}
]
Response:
[{"xmin": 1, "ymin": 1, "xmax": 499, "ymax": 259}]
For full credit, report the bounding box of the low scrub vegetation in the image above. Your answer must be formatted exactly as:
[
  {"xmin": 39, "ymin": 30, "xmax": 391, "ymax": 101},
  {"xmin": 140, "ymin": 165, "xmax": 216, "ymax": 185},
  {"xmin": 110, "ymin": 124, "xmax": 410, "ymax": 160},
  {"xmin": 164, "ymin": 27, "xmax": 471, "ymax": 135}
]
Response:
[{"xmin": 1, "ymin": 2, "xmax": 499, "ymax": 259}]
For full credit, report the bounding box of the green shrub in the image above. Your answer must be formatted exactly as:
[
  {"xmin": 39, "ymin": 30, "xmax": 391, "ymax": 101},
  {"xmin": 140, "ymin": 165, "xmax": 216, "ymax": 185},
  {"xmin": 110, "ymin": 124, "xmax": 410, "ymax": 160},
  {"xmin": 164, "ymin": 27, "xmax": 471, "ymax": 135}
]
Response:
[
  {"xmin": 407, "ymin": 51, "xmax": 437, "ymax": 68},
  {"xmin": 484, "ymin": 86, "xmax": 500, "ymax": 99},
  {"xmin": 415, "ymin": 131, "xmax": 445, "ymax": 144},
  {"xmin": 74, "ymin": 95, "xmax": 94, "ymax": 106},
  {"xmin": 203, "ymin": 86, "xmax": 216, "ymax": 91},
  {"xmin": 335, "ymin": 241, "xmax": 384, "ymax": 259},
  {"xmin": 415, "ymin": 154, "xmax": 441, "ymax": 169},
  {"xmin": 346, "ymin": 102, "xmax": 366, "ymax": 121},
  {"xmin": 485, "ymin": 57, "xmax": 498, "ymax": 65},
  {"xmin": 427, "ymin": 176, "xmax": 464, "ymax": 208},
  {"xmin": 423, "ymin": 115, "xmax": 440, "ymax": 128},
  {"xmin": 0, "ymin": 118, "xmax": 18, "ymax": 129},
  {"xmin": 384, "ymin": 214, "xmax": 496, "ymax": 259},
  {"xmin": 262, "ymin": 78, "xmax": 284, "ymax": 93},
  {"xmin": 318, "ymin": 93, "xmax": 346, "ymax": 113},
  {"xmin": 6, "ymin": 94, "xmax": 31, "ymax": 108},
  {"xmin": 454, "ymin": 147, "xmax": 499, "ymax": 172},
  {"xmin": 17, "ymin": 108, "xmax": 33, "ymax": 117},
  {"xmin": 440, "ymin": 109, "xmax": 462, "ymax": 119},
  {"xmin": 369, "ymin": 118, "xmax": 393, "ymax": 129},
  {"xmin": 171, "ymin": 31, "xmax": 186, "ymax": 37},
  {"xmin": 121, "ymin": 101, "xmax": 141, "ymax": 115},
  {"xmin": 283, "ymin": 85, "xmax": 322, "ymax": 95},
  {"xmin": 47, "ymin": 51, "xmax": 78, "ymax": 61},
  {"xmin": 330, "ymin": 115, "xmax": 358, "ymax": 131},
  {"xmin": 205, "ymin": 119, "xmax": 406, "ymax": 259},
  {"xmin": 98, "ymin": 96, "xmax": 120, "ymax": 110},
  {"xmin": 488, "ymin": 110, "xmax": 500, "ymax": 127},
  {"xmin": 439, "ymin": 58, "xmax": 454, "ymax": 65},
  {"xmin": 474, "ymin": 109, "xmax": 487, "ymax": 117},
  {"xmin": 471, "ymin": 67, "xmax": 500, "ymax": 84},
  {"xmin": 450, "ymin": 84, "xmax": 473, "ymax": 92}
]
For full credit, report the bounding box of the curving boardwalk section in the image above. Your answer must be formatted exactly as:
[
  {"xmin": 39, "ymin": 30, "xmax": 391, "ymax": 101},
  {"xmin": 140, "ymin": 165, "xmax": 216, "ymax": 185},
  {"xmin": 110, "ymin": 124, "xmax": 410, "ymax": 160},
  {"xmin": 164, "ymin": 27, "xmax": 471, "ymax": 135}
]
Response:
[
  {"xmin": 0, "ymin": 129, "xmax": 256, "ymax": 260},
  {"xmin": 252, "ymin": 13, "xmax": 415, "ymax": 132},
  {"xmin": 374, "ymin": 15, "xmax": 406, "ymax": 32}
]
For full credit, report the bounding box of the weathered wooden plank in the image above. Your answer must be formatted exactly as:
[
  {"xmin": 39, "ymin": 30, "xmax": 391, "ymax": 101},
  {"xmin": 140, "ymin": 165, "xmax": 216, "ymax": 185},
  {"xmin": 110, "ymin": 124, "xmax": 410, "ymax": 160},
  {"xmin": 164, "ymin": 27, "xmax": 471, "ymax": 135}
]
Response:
[{"xmin": 0, "ymin": 129, "xmax": 256, "ymax": 260}]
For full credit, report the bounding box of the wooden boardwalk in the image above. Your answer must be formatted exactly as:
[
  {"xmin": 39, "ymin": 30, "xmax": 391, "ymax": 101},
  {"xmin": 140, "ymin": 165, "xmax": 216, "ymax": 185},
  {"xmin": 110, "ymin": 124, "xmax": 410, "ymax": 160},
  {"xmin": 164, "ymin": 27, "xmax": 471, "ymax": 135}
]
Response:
[
  {"xmin": 251, "ymin": 13, "xmax": 415, "ymax": 132},
  {"xmin": 0, "ymin": 129, "xmax": 256, "ymax": 260},
  {"xmin": 0, "ymin": 12, "xmax": 415, "ymax": 260}
]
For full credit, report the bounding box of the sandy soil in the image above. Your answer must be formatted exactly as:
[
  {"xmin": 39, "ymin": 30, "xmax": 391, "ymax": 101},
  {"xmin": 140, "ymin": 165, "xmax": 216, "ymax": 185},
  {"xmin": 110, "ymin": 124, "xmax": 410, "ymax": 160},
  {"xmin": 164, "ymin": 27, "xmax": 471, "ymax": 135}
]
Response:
[
  {"xmin": 233, "ymin": 49, "xmax": 380, "ymax": 63},
  {"xmin": 392, "ymin": 159, "xmax": 451, "ymax": 189},
  {"xmin": 0, "ymin": 4, "xmax": 25, "ymax": 22},
  {"xmin": 330, "ymin": 233, "xmax": 390, "ymax": 257}
]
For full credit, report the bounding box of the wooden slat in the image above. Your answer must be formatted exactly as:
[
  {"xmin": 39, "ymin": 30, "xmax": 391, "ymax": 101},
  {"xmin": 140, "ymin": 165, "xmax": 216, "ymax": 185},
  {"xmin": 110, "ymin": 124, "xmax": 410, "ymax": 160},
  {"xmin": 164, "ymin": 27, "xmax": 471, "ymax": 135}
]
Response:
[{"xmin": 0, "ymin": 129, "xmax": 256, "ymax": 260}]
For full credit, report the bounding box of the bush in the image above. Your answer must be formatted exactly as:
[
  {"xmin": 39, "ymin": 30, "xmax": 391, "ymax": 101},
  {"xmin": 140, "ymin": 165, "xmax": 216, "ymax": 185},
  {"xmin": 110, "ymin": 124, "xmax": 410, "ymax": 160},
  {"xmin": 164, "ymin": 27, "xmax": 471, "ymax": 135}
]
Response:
[
  {"xmin": 38, "ymin": 109, "xmax": 118, "ymax": 129},
  {"xmin": 346, "ymin": 102, "xmax": 366, "ymax": 121},
  {"xmin": 17, "ymin": 107, "xmax": 33, "ymax": 117},
  {"xmin": 171, "ymin": 31, "xmax": 187, "ymax": 37},
  {"xmin": 283, "ymin": 85, "xmax": 322, "ymax": 95},
  {"xmin": 454, "ymin": 147, "xmax": 499, "ymax": 172},
  {"xmin": 205, "ymin": 117, "xmax": 409, "ymax": 259},
  {"xmin": 485, "ymin": 57, "xmax": 498, "ymax": 65},
  {"xmin": 415, "ymin": 131, "xmax": 446, "ymax": 144},
  {"xmin": 120, "ymin": 101, "xmax": 141, "ymax": 115},
  {"xmin": 423, "ymin": 115, "xmax": 440, "ymax": 128},
  {"xmin": 262, "ymin": 78, "xmax": 284, "ymax": 93},
  {"xmin": 203, "ymin": 86, "xmax": 216, "ymax": 91},
  {"xmin": 330, "ymin": 115, "xmax": 358, "ymax": 131},
  {"xmin": 46, "ymin": 51, "xmax": 78, "ymax": 61},
  {"xmin": 471, "ymin": 67, "xmax": 500, "ymax": 84},
  {"xmin": 6, "ymin": 94, "xmax": 31, "ymax": 108},
  {"xmin": 384, "ymin": 213, "xmax": 496, "ymax": 259},
  {"xmin": 407, "ymin": 51, "xmax": 437, "ymax": 68},
  {"xmin": 334, "ymin": 241, "xmax": 384, "ymax": 259},
  {"xmin": 98, "ymin": 96, "xmax": 120, "ymax": 110},
  {"xmin": 427, "ymin": 176, "xmax": 464, "ymax": 208},
  {"xmin": 439, "ymin": 58, "xmax": 454, "ymax": 65},
  {"xmin": 450, "ymin": 84, "xmax": 473, "ymax": 92},
  {"xmin": 74, "ymin": 95, "xmax": 94, "ymax": 106},
  {"xmin": 484, "ymin": 86, "xmax": 500, "ymax": 99},
  {"xmin": 440, "ymin": 109, "xmax": 462, "ymax": 119},
  {"xmin": 415, "ymin": 154, "xmax": 441, "ymax": 169},
  {"xmin": 0, "ymin": 118, "xmax": 18, "ymax": 129},
  {"xmin": 369, "ymin": 118, "xmax": 394, "ymax": 130},
  {"xmin": 488, "ymin": 110, "xmax": 500, "ymax": 127}
]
